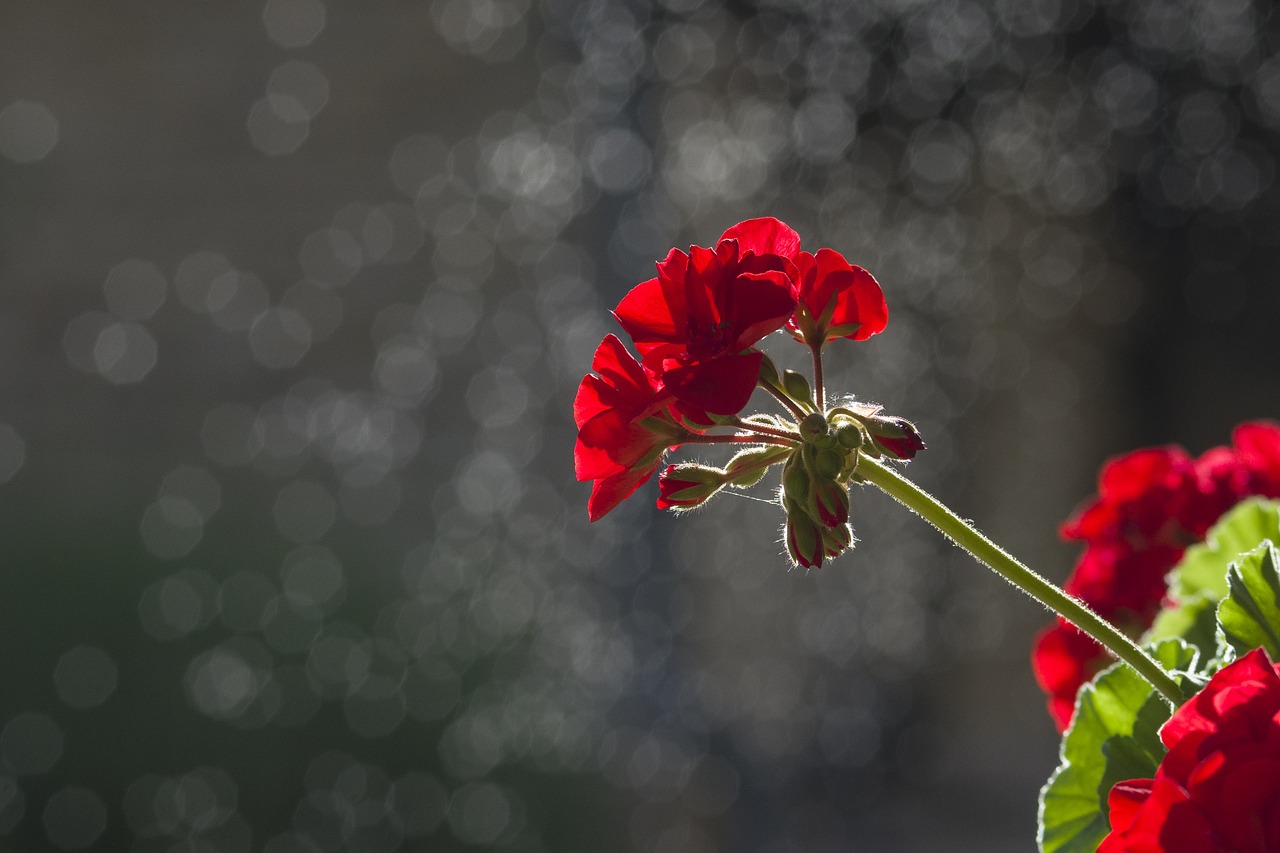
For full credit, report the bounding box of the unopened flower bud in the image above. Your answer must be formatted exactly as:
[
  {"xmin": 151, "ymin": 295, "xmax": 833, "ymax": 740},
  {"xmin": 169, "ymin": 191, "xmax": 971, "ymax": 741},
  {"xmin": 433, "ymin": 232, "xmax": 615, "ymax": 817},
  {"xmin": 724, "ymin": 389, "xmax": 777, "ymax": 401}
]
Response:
[
  {"xmin": 785, "ymin": 506, "xmax": 825, "ymax": 569},
  {"xmin": 813, "ymin": 479, "xmax": 850, "ymax": 527},
  {"xmin": 862, "ymin": 413, "xmax": 926, "ymax": 460},
  {"xmin": 724, "ymin": 445, "xmax": 792, "ymax": 488},
  {"xmin": 782, "ymin": 456, "xmax": 811, "ymax": 503},
  {"xmin": 821, "ymin": 522, "xmax": 854, "ymax": 558},
  {"xmin": 814, "ymin": 448, "xmax": 844, "ymax": 480},
  {"xmin": 782, "ymin": 370, "xmax": 815, "ymax": 410},
  {"xmin": 656, "ymin": 464, "xmax": 724, "ymax": 510},
  {"xmin": 799, "ymin": 413, "xmax": 828, "ymax": 442},
  {"xmin": 757, "ymin": 352, "xmax": 782, "ymax": 390},
  {"xmin": 834, "ymin": 423, "xmax": 864, "ymax": 450}
]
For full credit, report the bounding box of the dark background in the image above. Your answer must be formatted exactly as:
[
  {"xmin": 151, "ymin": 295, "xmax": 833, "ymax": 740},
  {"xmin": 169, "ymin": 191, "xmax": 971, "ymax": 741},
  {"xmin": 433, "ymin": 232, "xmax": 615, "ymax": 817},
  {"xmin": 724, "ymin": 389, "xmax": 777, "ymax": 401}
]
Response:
[{"xmin": 2, "ymin": 0, "xmax": 1279, "ymax": 850}]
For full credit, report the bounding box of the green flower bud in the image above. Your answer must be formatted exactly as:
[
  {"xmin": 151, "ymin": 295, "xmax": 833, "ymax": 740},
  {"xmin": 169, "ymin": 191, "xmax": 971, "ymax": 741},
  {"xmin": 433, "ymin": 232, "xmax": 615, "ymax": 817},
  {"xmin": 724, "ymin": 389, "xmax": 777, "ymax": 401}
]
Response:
[
  {"xmin": 814, "ymin": 448, "xmax": 844, "ymax": 480},
  {"xmin": 782, "ymin": 370, "xmax": 815, "ymax": 410},
  {"xmin": 782, "ymin": 456, "xmax": 810, "ymax": 503},
  {"xmin": 813, "ymin": 479, "xmax": 850, "ymax": 527},
  {"xmin": 724, "ymin": 445, "xmax": 792, "ymax": 488},
  {"xmin": 785, "ymin": 508, "xmax": 824, "ymax": 568},
  {"xmin": 799, "ymin": 412, "xmax": 828, "ymax": 442},
  {"xmin": 834, "ymin": 423, "xmax": 864, "ymax": 450},
  {"xmin": 757, "ymin": 352, "xmax": 782, "ymax": 390}
]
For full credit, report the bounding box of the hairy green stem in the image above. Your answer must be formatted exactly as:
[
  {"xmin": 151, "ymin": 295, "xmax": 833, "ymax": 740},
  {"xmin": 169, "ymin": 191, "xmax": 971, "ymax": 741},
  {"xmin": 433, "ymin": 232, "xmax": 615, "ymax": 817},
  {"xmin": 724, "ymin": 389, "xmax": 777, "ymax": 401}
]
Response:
[
  {"xmin": 727, "ymin": 416, "xmax": 800, "ymax": 443},
  {"xmin": 857, "ymin": 455, "xmax": 1184, "ymax": 709},
  {"xmin": 810, "ymin": 343, "xmax": 826, "ymax": 414},
  {"xmin": 680, "ymin": 432, "xmax": 795, "ymax": 447},
  {"xmin": 760, "ymin": 381, "xmax": 808, "ymax": 422}
]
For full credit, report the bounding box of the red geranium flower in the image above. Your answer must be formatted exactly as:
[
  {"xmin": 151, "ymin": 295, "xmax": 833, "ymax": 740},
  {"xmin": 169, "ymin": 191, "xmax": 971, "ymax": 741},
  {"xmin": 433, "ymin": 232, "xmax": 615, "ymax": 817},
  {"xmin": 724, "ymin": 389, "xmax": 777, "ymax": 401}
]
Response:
[
  {"xmin": 1058, "ymin": 447, "xmax": 1204, "ymax": 546},
  {"xmin": 613, "ymin": 217, "xmax": 799, "ymax": 417},
  {"xmin": 1234, "ymin": 421, "xmax": 1280, "ymax": 498},
  {"xmin": 787, "ymin": 248, "xmax": 888, "ymax": 347},
  {"xmin": 574, "ymin": 335, "xmax": 690, "ymax": 521},
  {"xmin": 1100, "ymin": 649, "xmax": 1280, "ymax": 853},
  {"xmin": 1032, "ymin": 428, "xmax": 1280, "ymax": 731}
]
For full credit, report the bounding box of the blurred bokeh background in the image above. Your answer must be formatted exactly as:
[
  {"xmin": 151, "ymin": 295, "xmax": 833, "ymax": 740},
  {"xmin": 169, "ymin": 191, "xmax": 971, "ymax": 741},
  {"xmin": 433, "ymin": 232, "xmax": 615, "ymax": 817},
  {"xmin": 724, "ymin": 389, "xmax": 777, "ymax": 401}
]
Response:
[{"xmin": 2, "ymin": 0, "xmax": 1280, "ymax": 850}]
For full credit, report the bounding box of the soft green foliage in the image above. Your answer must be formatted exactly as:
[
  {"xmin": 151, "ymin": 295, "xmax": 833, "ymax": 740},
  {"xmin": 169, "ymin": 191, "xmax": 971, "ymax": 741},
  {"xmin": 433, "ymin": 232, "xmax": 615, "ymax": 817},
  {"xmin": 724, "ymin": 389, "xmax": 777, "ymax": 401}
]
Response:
[
  {"xmin": 1148, "ymin": 499, "xmax": 1280, "ymax": 658},
  {"xmin": 1165, "ymin": 499, "xmax": 1280, "ymax": 603},
  {"xmin": 1218, "ymin": 543, "xmax": 1280, "ymax": 659},
  {"xmin": 1038, "ymin": 640, "xmax": 1195, "ymax": 853}
]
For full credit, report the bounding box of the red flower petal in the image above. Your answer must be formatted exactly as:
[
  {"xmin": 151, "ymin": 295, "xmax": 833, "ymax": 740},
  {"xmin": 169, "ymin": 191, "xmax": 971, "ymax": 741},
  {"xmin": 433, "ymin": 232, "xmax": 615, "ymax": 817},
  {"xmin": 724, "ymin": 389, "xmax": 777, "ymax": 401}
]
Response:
[
  {"xmin": 724, "ymin": 270, "xmax": 798, "ymax": 352},
  {"xmin": 1100, "ymin": 651, "xmax": 1280, "ymax": 852},
  {"xmin": 574, "ymin": 335, "xmax": 692, "ymax": 520},
  {"xmin": 614, "ymin": 272, "xmax": 683, "ymax": 354},
  {"xmin": 1031, "ymin": 621, "xmax": 1105, "ymax": 730},
  {"xmin": 1234, "ymin": 421, "xmax": 1280, "ymax": 497},
  {"xmin": 661, "ymin": 351, "xmax": 764, "ymax": 416},
  {"xmin": 1105, "ymin": 779, "xmax": 1154, "ymax": 839},
  {"xmin": 1160, "ymin": 649, "xmax": 1280, "ymax": 749},
  {"xmin": 575, "ymin": 409, "xmax": 659, "ymax": 478},
  {"xmin": 719, "ymin": 217, "xmax": 802, "ymax": 261},
  {"xmin": 587, "ymin": 462, "xmax": 660, "ymax": 522},
  {"xmin": 789, "ymin": 249, "xmax": 888, "ymax": 345}
]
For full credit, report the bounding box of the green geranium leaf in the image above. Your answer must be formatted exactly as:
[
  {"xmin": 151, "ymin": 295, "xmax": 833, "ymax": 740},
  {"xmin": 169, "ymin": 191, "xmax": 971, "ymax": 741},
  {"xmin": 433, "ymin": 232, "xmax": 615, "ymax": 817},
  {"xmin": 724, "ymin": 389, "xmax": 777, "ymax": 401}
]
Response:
[
  {"xmin": 1167, "ymin": 499, "xmax": 1280, "ymax": 602},
  {"xmin": 1147, "ymin": 499, "xmax": 1280, "ymax": 659},
  {"xmin": 1038, "ymin": 639, "xmax": 1193, "ymax": 853},
  {"xmin": 1145, "ymin": 593, "xmax": 1220, "ymax": 659},
  {"xmin": 1217, "ymin": 543, "xmax": 1280, "ymax": 659}
]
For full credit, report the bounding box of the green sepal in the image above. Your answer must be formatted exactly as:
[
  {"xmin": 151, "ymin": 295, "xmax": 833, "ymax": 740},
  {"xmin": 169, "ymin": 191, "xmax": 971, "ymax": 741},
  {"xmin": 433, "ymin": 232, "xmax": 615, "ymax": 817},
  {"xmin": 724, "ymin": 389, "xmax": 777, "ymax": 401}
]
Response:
[
  {"xmin": 1037, "ymin": 638, "xmax": 1196, "ymax": 853},
  {"xmin": 635, "ymin": 415, "xmax": 686, "ymax": 439},
  {"xmin": 1217, "ymin": 542, "xmax": 1280, "ymax": 659},
  {"xmin": 823, "ymin": 321, "xmax": 864, "ymax": 340},
  {"xmin": 724, "ymin": 445, "xmax": 793, "ymax": 489}
]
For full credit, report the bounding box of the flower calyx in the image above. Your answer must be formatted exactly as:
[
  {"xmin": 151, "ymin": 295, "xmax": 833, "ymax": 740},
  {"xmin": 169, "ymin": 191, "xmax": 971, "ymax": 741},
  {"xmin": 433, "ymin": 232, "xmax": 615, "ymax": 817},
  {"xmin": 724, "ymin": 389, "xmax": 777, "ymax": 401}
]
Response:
[
  {"xmin": 828, "ymin": 404, "xmax": 926, "ymax": 462},
  {"xmin": 657, "ymin": 463, "xmax": 727, "ymax": 511}
]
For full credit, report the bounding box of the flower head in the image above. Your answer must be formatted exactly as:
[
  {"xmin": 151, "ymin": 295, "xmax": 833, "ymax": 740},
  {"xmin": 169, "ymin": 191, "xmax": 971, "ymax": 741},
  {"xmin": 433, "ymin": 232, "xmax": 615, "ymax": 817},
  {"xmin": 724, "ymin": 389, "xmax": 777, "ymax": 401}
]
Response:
[
  {"xmin": 613, "ymin": 217, "xmax": 799, "ymax": 417},
  {"xmin": 1100, "ymin": 649, "xmax": 1280, "ymax": 853}
]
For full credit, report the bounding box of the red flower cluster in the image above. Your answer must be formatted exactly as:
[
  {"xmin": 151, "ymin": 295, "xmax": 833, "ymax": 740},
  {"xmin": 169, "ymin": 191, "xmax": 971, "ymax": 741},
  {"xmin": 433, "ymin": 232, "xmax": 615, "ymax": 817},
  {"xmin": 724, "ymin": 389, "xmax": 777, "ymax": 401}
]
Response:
[
  {"xmin": 1100, "ymin": 649, "xmax": 1280, "ymax": 852},
  {"xmin": 1033, "ymin": 423, "xmax": 1280, "ymax": 730},
  {"xmin": 575, "ymin": 218, "xmax": 887, "ymax": 520}
]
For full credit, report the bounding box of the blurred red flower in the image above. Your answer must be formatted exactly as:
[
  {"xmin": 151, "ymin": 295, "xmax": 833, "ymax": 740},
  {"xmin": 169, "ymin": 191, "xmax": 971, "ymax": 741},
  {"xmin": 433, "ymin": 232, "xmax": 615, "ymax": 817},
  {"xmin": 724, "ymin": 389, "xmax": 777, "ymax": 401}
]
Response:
[
  {"xmin": 1100, "ymin": 649, "xmax": 1280, "ymax": 852},
  {"xmin": 1033, "ymin": 423, "xmax": 1280, "ymax": 730}
]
